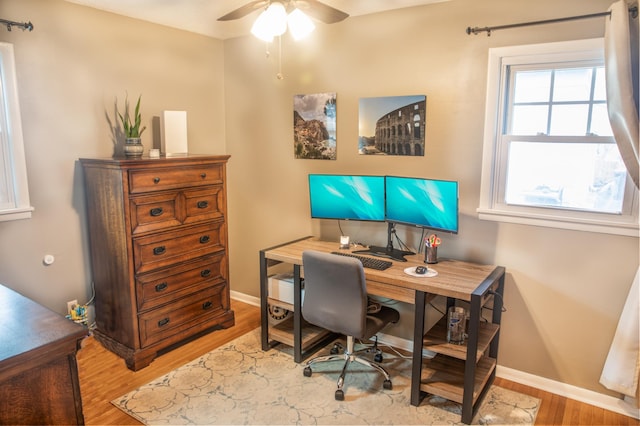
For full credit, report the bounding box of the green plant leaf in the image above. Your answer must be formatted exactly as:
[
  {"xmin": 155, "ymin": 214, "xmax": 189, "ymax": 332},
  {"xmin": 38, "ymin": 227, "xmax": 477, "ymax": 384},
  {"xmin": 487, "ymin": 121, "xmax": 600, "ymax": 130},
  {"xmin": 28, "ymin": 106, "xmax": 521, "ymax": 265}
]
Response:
[{"xmin": 117, "ymin": 93, "xmax": 144, "ymax": 138}]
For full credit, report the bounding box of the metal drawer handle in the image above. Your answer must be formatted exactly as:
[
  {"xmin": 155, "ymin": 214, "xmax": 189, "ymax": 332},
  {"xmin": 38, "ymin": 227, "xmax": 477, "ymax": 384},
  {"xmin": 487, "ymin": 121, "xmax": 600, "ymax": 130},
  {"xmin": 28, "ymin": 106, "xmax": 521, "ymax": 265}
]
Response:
[
  {"xmin": 155, "ymin": 282, "xmax": 168, "ymax": 292},
  {"xmin": 199, "ymin": 235, "xmax": 210, "ymax": 244},
  {"xmin": 153, "ymin": 177, "xmax": 160, "ymax": 184},
  {"xmin": 153, "ymin": 246, "xmax": 166, "ymax": 255},
  {"xmin": 150, "ymin": 207, "xmax": 164, "ymax": 217},
  {"xmin": 201, "ymin": 269, "xmax": 211, "ymax": 278},
  {"xmin": 202, "ymin": 301, "xmax": 213, "ymax": 310},
  {"xmin": 197, "ymin": 200, "xmax": 209, "ymax": 209},
  {"xmin": 158, "ymin": 317, "xmax": 170, "ymax": 327},
  {"xmin": 200, "ymin": 173, "xmax": 207, "ymax": 179}
]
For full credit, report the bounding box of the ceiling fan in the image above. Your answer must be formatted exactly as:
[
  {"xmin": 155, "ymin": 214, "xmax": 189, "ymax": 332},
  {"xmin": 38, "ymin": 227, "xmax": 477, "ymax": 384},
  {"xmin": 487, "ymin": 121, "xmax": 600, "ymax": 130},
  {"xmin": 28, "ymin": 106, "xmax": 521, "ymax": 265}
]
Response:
[{"xmin": 218, "ymin": 0, "xmax": 349, "ymax": 24}]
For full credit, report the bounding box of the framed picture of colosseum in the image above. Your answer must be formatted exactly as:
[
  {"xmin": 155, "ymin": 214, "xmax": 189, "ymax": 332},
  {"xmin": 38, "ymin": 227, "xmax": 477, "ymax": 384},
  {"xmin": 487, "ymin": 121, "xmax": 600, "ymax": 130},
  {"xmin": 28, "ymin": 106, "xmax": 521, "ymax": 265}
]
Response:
[
  {"xmin": 358, "ymin": 95, "xmax": 426, "ymax": 156},
  {"xmin": 294, "ymin": 92, "xmax": 337, "ymax": 160}
]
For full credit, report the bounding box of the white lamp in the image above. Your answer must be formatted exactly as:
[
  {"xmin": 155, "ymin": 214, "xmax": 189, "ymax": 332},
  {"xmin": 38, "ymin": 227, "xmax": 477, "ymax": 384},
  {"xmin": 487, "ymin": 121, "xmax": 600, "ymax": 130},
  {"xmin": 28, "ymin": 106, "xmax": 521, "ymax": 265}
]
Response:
[
  {"xmin": 251, "ymin": 2, "xmax": 288, "ymax": 42},
  {"xmin": 287, "ymin": 8, "xmax": 315, "ymax": 40}
]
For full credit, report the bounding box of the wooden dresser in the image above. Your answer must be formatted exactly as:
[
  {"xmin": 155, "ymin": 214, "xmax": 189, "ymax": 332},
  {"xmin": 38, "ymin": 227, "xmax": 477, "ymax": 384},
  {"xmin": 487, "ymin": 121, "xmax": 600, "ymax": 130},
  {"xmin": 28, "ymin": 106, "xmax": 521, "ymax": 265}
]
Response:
[
  {"xmin": 80, "ymin": 155, "xmax": 235, "ymax": 371},
  {"xmin": 0, "ymin": 284, "xmax": 87, "ymax": 425}
]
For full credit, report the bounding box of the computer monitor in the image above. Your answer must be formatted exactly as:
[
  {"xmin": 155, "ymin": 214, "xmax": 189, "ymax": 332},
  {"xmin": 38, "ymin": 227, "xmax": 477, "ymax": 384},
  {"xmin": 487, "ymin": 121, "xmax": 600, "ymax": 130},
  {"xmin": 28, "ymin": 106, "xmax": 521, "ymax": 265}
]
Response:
[
  {"xmin": 385, "ymin": 175, "xmax": 459, "ymax": 234},
  {"xmin": 308, "ymin": 174, "xmax": 385, "ymax": 222}
]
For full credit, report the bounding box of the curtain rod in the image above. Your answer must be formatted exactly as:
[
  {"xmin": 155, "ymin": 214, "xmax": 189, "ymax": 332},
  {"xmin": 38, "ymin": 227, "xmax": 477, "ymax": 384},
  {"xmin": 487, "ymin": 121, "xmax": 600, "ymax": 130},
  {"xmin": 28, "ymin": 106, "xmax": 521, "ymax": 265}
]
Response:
[
  {"xmin": 467, "ymin": 6, "xmax": 638, "ymax": 36},
  {"xmin": 0, "ymin": 18, "xmax": 34, "ymax": 32}
]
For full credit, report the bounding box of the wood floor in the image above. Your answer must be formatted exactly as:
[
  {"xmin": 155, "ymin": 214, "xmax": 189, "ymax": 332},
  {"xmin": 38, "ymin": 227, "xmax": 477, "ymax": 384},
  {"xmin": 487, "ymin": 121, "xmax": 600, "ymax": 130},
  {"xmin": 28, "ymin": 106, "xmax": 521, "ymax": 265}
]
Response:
[{"xmin": 77, "ymin": 299, "xmax": 639, "ymax": 425}]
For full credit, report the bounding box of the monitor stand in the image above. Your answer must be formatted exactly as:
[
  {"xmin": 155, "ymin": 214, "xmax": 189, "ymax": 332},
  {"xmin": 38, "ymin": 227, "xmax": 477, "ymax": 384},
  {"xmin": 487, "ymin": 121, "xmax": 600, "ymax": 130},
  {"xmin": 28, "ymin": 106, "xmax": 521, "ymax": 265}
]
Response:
[{"xmin": 353, "ymin": 222, "xmax": 414, "ymax": 262}]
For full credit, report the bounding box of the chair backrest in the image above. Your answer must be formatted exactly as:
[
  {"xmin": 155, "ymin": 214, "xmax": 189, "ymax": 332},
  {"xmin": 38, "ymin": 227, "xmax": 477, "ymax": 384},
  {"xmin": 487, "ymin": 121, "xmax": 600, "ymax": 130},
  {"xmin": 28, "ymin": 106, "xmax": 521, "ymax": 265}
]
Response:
[{"xmin": 301, "ymin": 250, "xmax": 367, "ymax": 338}]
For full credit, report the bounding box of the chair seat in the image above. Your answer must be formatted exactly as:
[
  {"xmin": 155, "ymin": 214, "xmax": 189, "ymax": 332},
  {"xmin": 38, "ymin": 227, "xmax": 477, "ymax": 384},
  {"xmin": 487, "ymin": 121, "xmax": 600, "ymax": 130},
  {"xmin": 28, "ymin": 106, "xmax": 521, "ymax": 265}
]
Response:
[{"xmin": 363, "ymin": 306, "xmax": 400, "ymax": 340}]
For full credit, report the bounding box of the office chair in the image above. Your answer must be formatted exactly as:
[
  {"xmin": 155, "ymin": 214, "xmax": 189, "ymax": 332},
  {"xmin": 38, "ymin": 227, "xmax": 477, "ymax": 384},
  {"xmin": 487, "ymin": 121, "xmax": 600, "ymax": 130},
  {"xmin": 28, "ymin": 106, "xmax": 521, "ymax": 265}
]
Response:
[{"xmin": 301, "ymin": 250, "xmax": 400, "ymax": 400}]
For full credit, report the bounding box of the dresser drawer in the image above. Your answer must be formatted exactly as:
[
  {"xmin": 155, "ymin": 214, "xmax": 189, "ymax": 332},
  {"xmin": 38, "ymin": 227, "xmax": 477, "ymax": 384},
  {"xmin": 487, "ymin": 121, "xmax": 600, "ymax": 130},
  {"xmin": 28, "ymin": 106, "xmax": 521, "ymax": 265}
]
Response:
[
  {"xmin": 129, "ymin": 164, "xmax": 224, "ymax": 194},
  {"xmin": 133, "ymin": 222, "xmax": 225, "ymax": 274},
  {"xmin": 136, "ymin": 253, "xmax": 226, "ymax": 312},
  {"xmin": 183, "ymin": 187, "xmax": 225, "ymax": 226},
  {"xmin": 129, "ymin": 192, "xmax": 182, "ymax": 235},
  {"xmin": 138, "ymin": 282, "xmax": 229, "ymax": 348},
  {"xmin": 129, "ymin": 187, "xmax": 225, "ymax": 234}
]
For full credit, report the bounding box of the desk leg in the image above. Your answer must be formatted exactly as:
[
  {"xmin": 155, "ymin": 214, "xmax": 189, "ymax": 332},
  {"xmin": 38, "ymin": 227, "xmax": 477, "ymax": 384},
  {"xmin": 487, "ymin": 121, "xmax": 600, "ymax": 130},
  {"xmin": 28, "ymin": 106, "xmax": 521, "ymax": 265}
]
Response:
[
  {"xmin": 293, "ymin": 264, "xmax": 302, "ymax": 363},
  {"xmin": 410, "ymin": 290, "xmax": 427, "ymax": 406},
  {"xmin": 461, "ymin": 294, "xmax": 481, "ymax": 424},
  {"xmin": 259, "ymin": 250, "xmax": 270, "ymax": 351},
  {"xmin": 460, "ymin": 268, "xmax": 505, "ymax": 424}
]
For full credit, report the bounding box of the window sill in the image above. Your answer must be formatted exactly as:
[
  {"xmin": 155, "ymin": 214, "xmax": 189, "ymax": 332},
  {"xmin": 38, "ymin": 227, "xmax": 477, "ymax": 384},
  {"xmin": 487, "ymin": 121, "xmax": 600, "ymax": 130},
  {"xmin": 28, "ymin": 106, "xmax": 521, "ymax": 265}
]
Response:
[
  {"xmin": 477, "ymin": 207, "xmax": 639, "ymax": 237},
  {"xmin": 0, "ymin": 206, "xmax": 34, "ymax": 222}
]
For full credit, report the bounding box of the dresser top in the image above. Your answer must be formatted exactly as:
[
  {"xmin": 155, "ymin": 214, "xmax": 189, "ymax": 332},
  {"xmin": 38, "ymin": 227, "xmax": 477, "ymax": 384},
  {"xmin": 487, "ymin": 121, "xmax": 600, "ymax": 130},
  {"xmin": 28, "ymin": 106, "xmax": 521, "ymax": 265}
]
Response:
[
  {"xmin": 0, "ymin": 284, "xmax": 87, "ymax": 371},
  {"xmin": 79, "ymin": 154, "xmax": 230, "ymax": 166}
]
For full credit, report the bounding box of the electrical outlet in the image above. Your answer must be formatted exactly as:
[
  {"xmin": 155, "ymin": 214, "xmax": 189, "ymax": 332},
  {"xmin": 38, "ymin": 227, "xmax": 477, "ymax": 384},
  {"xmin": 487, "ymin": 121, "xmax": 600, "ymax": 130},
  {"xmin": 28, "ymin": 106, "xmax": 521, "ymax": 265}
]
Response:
[{"xmin": 67, "ymin": 299, "xmax": 78, "ymax": 315}]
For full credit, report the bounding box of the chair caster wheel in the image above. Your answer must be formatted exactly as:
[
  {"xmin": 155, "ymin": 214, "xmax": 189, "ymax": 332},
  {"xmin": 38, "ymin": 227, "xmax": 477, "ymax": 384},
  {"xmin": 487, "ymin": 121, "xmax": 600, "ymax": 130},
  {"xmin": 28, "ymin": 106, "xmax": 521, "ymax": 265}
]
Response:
[
  {"xmin": 335, "ymin": 389, "xmax": 344, "ymax": 400},
  {"xmin": 303, "ymin": 366, "xmax": 312, "ymax": 377},
  {"xmin": 374, "ymin": 353, "xmax": 383, "ymax": 362},
  {"xmin": 383, "ymin": 379, "xmax": 392, "ymax": 390},
  {"xmin": 330, "ymin": 344, "xmax": 340, "ymax": 355}
]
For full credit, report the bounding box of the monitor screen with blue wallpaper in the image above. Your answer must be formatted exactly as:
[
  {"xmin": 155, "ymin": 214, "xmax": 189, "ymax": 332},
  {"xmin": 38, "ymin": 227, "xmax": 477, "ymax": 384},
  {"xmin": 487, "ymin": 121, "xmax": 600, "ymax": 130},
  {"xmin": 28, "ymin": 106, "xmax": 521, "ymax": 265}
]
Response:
[
  {"xmin": 308, "ymin": 174, "xmax": 385, "ymax": 221},
  {"xmin": 385, "ymin": 176, "xmax": 459, "ymax": 233}
]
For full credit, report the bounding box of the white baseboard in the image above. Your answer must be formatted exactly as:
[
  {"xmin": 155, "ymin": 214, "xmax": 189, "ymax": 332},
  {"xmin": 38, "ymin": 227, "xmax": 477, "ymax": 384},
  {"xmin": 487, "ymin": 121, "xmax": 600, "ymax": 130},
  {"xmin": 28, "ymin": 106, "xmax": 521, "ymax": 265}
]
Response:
[
  {"xmin": 231, "ymin": 290, "xmax": 260, "ymax": 307},
  {"xmin": 231, "ymin": 292, "xmax": 639, "ymax": 420}
]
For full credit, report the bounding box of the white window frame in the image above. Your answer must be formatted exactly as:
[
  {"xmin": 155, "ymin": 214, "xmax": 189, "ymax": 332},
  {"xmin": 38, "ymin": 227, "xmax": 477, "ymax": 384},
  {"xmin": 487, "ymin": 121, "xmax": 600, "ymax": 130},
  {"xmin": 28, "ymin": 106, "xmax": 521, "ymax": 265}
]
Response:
[
  {"xmin": 0, "ymin": 42, "xmax": 32, "ymax": 221},
  {"xmin": 477, "ymin": 38, "xmax": 639, "ymax": 237}
]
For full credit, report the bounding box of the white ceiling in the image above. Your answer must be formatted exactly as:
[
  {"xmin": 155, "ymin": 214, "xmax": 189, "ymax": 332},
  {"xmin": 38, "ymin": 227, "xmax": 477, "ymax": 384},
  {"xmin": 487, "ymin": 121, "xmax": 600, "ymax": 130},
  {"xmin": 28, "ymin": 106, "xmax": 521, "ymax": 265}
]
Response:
[{"xmin": 63, "ymin": 0, "xmax": 449, "ymax": 40}]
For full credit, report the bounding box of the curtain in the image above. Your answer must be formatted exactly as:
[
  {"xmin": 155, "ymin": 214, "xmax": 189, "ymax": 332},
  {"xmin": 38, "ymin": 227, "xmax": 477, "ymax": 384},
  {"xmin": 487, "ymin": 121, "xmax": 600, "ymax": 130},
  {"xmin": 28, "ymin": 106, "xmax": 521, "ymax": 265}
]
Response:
[
  {"xmin": 600, "ymin": 267, "xmax": 640, "ymax": 404},
  {"xmin": 604, "ymin": 0, "xmax": 639, "ymax": 189},
  {"xmin": 600, "ymin": 1, "xmax": 640, "ymax": 407}
]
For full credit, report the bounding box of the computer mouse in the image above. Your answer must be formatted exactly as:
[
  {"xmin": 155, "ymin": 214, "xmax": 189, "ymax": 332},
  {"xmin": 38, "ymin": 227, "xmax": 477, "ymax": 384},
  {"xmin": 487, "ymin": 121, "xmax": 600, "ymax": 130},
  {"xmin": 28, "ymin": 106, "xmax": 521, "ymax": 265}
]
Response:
[{"xmin": 415, "ymin": 266, "xmax": 427, "ymax": 275}]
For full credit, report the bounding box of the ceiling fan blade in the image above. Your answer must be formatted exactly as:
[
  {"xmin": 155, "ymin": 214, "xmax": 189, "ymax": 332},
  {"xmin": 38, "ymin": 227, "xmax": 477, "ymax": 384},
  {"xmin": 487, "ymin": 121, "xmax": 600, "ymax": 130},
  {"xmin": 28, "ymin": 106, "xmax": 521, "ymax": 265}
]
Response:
[
  {"xmin": 295, "ymin": 0, "xmax": 349, "ymax": 24},
  {"xmin": 218, "ymin": 0, "xmax": 269, "ymax": 21}
]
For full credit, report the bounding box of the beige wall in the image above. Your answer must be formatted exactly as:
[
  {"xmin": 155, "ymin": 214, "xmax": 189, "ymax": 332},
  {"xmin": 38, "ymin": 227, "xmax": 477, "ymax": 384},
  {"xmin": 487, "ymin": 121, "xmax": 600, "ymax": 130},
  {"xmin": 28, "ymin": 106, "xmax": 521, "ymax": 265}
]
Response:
[
  {"xmin": 0, "ymin": 0, "xmax": 637, "ymax": 403},
  {"xmin": 223, "ymin": 0, "xmax": 639, "ymax": 397},
  {"xmin": 0, "ymin": 0, "xmax": 225, "ymax": 314}
]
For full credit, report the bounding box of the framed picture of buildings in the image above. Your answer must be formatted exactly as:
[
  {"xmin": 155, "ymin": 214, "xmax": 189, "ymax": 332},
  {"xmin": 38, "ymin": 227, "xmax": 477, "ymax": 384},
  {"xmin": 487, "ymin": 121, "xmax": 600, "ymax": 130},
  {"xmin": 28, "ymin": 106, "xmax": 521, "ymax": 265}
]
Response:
[
  {"xmin": 358, "ymin": 95, "xmax": 426, "ymax": 156},
  {"xmin": 294, "ymin": 93, "xmax": 337, "ymax": 160}
]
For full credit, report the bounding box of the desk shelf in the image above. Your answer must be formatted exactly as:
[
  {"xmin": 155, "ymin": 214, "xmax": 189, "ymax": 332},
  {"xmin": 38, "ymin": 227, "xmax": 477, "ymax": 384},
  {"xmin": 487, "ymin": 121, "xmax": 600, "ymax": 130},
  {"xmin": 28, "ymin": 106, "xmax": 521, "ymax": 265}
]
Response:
[
  {"xmin": 267, "ymin": 297, "xmax": 294, "ymax": 312},
  {"xmin": 423, "ymin": 317, "xmax": 499, "ymax": 362},
  {"xmin": 269, "ymin": 316, "xmax": 330, "ymax": 349},
  {"xmin": 420, "ymin": 355, "xmax": 496, "ymax": 405}
]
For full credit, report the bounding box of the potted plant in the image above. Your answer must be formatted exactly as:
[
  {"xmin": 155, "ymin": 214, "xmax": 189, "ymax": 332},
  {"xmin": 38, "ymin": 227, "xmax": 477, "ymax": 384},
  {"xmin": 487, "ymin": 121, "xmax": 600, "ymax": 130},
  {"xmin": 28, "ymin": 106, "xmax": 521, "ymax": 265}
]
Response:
[{"xmin": 118, "ymin": 94, "xmax": 146, "ymax": 157}]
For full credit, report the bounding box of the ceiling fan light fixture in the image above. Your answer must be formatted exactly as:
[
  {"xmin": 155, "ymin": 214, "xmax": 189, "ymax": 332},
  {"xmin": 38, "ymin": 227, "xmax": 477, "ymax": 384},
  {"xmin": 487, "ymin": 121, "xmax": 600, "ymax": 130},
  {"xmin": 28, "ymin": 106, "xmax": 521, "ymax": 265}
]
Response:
[
  {"xmin": 251, "ymin": 2, "xmax": 287, "ymax": 42},
  {"xmin": 250, "ymin": 15, "xmax": 274, "ymax": 42},
  {"xmin": 287, "ymin": 8, "xmax": 315, "ymax": 40}
]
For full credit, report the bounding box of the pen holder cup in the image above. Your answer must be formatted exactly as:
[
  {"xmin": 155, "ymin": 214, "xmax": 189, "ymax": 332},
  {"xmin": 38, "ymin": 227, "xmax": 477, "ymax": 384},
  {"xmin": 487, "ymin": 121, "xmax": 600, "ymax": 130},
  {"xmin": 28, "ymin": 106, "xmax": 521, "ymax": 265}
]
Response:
[
  {"xmin": 425, "ymin": 246, "xmax": 438, "ymax": 264},
  {"xmin": 447, "ymin": 306, "xmax": 467, "ymax": 345}
]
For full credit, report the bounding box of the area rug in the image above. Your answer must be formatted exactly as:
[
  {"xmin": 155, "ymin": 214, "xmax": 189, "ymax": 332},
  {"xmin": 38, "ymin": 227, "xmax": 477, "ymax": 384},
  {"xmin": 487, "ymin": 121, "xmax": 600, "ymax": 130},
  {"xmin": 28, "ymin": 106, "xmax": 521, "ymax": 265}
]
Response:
[{"xmin": 112, "ymin": 329, "xmax": 539, "ymax": 425}]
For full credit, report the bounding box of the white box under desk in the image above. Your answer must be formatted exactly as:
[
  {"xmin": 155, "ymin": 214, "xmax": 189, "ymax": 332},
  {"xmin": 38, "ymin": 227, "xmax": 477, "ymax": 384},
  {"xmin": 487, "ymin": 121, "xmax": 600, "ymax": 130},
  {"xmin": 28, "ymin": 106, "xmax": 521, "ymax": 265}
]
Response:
[{"xmin": 268, "ymin": 273, "xmax": 305, "ymax": 308}]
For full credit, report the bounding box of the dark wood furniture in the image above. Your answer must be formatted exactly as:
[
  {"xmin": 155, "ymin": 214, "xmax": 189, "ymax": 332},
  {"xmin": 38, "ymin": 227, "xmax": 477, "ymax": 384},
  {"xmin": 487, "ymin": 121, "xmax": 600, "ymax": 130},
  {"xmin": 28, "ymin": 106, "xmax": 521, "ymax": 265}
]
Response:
[
  {"xmin": 260, "ymin": 237, "xmax": 505, "ymax": 424},
  {"xmin": 80, "ymin": 155, "xmax": 235, "ymax": 371},
  {"xmin": 0, "ymin": 284, "xmax": 87, "ymax": 425}
]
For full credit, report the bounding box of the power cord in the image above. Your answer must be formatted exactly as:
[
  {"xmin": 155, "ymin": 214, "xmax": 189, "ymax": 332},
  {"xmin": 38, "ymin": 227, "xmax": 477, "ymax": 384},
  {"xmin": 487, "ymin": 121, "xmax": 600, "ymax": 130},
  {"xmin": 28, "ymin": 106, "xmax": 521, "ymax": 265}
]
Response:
[
  {"xmin": 355, "ymin": 337, "xmax": 412, "ymax": 360},
  {"xmin": 487, "ymin": 290, "xmax": 507, "ymax": 313},
  {"xmin": 66, "ymin": 280, "xmax": 97, "ymax": 330},
  {"xmin": 418, "ymin": 228, "xmax": 427, "ymax": 254}
]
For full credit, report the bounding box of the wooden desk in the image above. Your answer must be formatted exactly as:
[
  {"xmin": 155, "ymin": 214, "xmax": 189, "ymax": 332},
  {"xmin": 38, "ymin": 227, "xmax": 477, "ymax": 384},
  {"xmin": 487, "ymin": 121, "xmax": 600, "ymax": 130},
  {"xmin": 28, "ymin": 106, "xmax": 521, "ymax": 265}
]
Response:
[
  {"xmin": 0, "ymin": 284, "xmax": 88, "ymax": 425},
  {"xmin": 259, "ymin": 237, "xmax": 505, "ymax": 424}
]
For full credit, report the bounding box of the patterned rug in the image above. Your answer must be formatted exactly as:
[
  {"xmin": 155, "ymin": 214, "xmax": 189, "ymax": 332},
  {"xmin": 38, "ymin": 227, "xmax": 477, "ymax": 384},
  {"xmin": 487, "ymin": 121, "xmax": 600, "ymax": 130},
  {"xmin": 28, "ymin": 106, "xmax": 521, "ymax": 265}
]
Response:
[{"xmin": 112, "ymin": 329, "xmax": 539, "ymax": 425}]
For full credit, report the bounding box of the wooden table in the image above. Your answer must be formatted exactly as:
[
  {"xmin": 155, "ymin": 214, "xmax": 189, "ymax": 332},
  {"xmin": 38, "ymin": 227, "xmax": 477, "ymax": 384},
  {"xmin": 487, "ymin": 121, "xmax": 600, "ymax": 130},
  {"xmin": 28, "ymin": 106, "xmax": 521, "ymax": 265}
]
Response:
[
  {"xmin": 259, "ymin": 237, "xmax": 505, "ymax": 424},
  {"xmin": 0, "ymin": 284, "xmax": 88, "ymax": 425}
]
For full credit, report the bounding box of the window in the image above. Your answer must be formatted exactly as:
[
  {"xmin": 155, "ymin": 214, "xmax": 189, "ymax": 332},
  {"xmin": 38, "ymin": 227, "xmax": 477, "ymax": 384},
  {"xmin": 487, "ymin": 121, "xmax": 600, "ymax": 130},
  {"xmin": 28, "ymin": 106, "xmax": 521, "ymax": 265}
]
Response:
[
  {"xmin": 0, "ymin": 42, "xmax": 32, "ymax": 221},
  {"xmin": 478, "ymin": 38, "xmax": 638, "ymax": 236}
]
